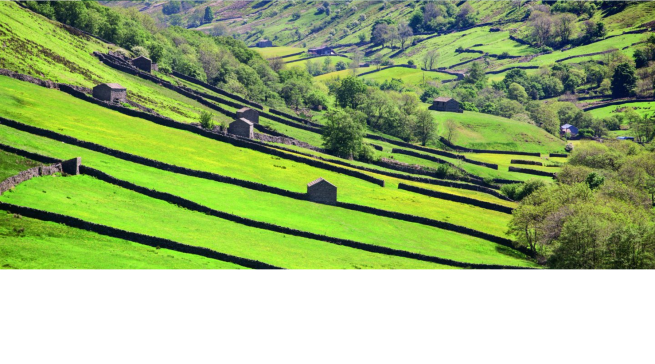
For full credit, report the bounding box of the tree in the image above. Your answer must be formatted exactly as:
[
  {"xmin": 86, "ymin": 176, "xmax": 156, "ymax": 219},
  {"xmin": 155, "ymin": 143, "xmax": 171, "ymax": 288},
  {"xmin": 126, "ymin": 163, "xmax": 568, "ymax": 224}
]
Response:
[
  {"xmin": 322, "ymin": 109, "xmax": 366, "ymax": 159},
  {"xmin": 444, "ymin": 119, "xmax": 458, "ymax": 143},
  {"xmin": 530, "ymin": 11, "xmax": 552, "ymax": 47},
  {"xmin": 462, "ymin": 61, "xmax": 487, "ymax": 89},
  {"xmin": 398, "ymin": 22, "xmax": 413, "ymax": 50},
  {"xmin": 199, "ymin": 111, "xmax": 215, "ymax": 130},
  {"xmin": 162, "ymin": 1, "xmax": 181, "ymax": 15},
  {"xmin": 413, "ymin": 109, "xmax": 436, "ymax": 146},
  {"xmin": 611, "ymin": 62, "xmax": 637, "ymax": 98},
  {"xmin": 204, "ymin": 7, "xmax": 214, "ymax": 23},
  {"xmin": 371, "ymin": 23, "xmax": 389, "ymax": 46},
  {"xmin": 332, "ymin": 76, "xmax": 367, "ymax": 109},
  {"xmin": 554, "ymin": 13, "xmax": 576, "ymax": 45},
  {"xmin": 508, "ymin": 82, "xmax": 528, "ymax": 103},
  {"xmin": 422, "ymin": 49, "xmax": 439, "ymax": 70}
]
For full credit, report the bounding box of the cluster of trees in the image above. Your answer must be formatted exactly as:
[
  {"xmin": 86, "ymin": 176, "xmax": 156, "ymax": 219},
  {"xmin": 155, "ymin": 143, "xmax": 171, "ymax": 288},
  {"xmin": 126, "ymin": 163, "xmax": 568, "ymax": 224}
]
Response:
[
  {"xmin": 24, "ymin": 0, "xmax": 330, "ymax": 112},
  {"xmin": 509, "ymin": 141, "xmax": 655, "ymax": 268},
  {"xmin": 528, "ymin": 4, "xmax": 606, "ymax": 49},
  {"xmin": 321, "ymin": 76, "xmax": 437, "ymax": 159},
  {"xmin": 408, "ymin": 2, "xmax": 477, "ymax": 33},
  {"xmin": 370, "ymin": 20, "xmax": 414, "ymax": 50},
  {"xmin": 305, "ymin": 57, "xmax": 347, "ymax": 76}
]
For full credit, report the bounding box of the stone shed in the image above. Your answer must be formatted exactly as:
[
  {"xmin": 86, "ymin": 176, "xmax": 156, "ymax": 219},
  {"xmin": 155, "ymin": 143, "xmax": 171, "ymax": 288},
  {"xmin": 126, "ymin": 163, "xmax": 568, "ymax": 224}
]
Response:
[
  {"xmin": 228, "ymin": 118, "xmax": 254, "ymax": 139},
  {"xmin": 92, "ymin": 83, "xmax": 127, "ymax": 103},
  {"xmin": 430, "ymin": 97, "xmax": 462, "ymax": 113},
  {"xmin": 257, "ymin": 39, "xmax": 273, "ymax": 47},
  {"xmin": 307, "ymin": 178, "xmax": 337, "ymax": 205},
  {"xmin": 132, "ymin": 56, "xmax": 152, "ymax": 73},
  {"xmin": 236, "ymin": 107, "xmax": 259, "ymax": 124}
]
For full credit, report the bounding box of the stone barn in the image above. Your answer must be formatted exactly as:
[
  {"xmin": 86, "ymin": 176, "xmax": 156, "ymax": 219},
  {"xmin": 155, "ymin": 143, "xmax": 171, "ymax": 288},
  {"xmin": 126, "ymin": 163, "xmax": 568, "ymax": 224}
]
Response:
[
  {"xmin": 61, "ymin": 157, "xmax": 81, "ymax": 175},
  {"xmin": 308, "ymin": 46, "xmax": 334, "ymax": 56},
  {"xmin": 307, "ymin": 178, "xmax": 337, "ymax": 205},
  {"xmin": 257, "ymin": 39, "xmax": 273, "ymax": 47},
  {"xmin": 236, "ymin": 107, "xmax": 259, "ymax": 124},
  {"xmin": 228, "ymin": 118, "xmax": 254, "ymax": 139},
  {"xmin": 132, "ymin": 56, "xmax": 152, "ymax": 73},
  {"xmin": 92, "ymin": 83, "xmax": 127, "ymax": 103},
  {"xmin": 430, "ymin": 97, "xmax": 462, "ymax": 113}
]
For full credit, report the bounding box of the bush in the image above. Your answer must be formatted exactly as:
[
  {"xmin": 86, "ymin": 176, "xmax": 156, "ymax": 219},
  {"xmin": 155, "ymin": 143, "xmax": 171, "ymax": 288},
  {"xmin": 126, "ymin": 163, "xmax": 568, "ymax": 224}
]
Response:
[
  {"xmin": 460, "ymin": 102, "xmax": 479, "ymax": 112},
  {"xmin": 501, "ymin": 179, "xmax": 547, "ymax": 201},
  {"xmin": 435, "ymin": 164, "xmax": 450, "ymax": 178},
  {"xmin": 578, "ymin": 128, "xmax": 594, "ymax": 138},
  {"xmin": 199, "ymin": 111, "xmax": 215, "ymax": 130},
  {"xmin": 565, "ymin": 143, "xmax": 574, "ymax": 152},
  {"xmin": 407, "ymin": 59, "xmax": 415, "ymax": 66}
]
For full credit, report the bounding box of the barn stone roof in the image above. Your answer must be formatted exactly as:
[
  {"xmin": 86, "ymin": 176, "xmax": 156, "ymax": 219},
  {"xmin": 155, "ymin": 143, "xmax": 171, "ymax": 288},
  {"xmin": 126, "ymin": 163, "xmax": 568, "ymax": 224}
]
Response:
[
  {"xmin": 237, "ymin": 107, "xmax": 251, "ymax": 113},
  {"xmin": 97, "ymin": 83, "xmax": 125, "ymax": 90},
  {"xmin": 433, "ymin": 97, "xmax": 455, "ymax": 102},
  {"xmin": 307, "ymin": 177, "xmax": 335, "ymax": 188},
  {"xmin": 133, "ymin": 56, "xmax": 151, "ymax": 62},
  {"xmin": 235, "ymin": 117, "xmax": 253, "ymax": 126}
]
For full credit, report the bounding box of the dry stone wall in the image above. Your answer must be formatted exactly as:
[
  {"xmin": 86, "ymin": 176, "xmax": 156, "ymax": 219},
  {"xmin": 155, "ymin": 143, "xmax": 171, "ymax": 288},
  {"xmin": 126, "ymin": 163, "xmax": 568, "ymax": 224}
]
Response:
[
  {"xmin": 397, "ymin": 183, "xmax": 513, "ymax": 214},
  {"xmin": 511, "ymin": 159, "xmax": 543, "ymax": 166},
  {"xmin": 508, "ymin": 166, "xmax": 556, "ymax": 178},
  {"xmin": 0, "ymin": 202, "xmax": 278, "ymax": 269},
  {"xmin": 439, "ymin": 137, "xmax": 542, "ymax": 157}
]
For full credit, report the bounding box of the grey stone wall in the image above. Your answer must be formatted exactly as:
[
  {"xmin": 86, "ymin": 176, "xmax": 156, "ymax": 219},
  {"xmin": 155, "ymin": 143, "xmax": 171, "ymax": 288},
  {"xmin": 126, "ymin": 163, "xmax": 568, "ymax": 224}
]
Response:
[
  {"xmin": 0, "ymin": 164, "xmax": 62, "ymax": 195},
  {"xmin": 93, "ymin": 86, "xmax": 126, "ymax": 103}
]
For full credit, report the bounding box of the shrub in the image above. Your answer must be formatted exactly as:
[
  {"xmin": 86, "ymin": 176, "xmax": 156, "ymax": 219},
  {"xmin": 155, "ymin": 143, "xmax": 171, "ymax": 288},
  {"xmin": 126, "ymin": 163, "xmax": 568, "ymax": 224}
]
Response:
[
  {"xmin": 435, "ymin": 164, "xmax": 450, "ymax": 178},
  {"xmin": 501, "ymin": 179, "xmax": 547, "ymax": 201},
  {"xmin": 578, "ymin": 128, "xmax": 594, "ymax": 138},
  {"xmin": 460, "ymin": 101, "xmax": 479, "ymax": 112},
  {"xmin": 407, "ymin": 59, "xmax": 415, "ymax": 66},
  {"xmin": 199, "ymin": 111, "xmax": 215, "ymax": 130}
]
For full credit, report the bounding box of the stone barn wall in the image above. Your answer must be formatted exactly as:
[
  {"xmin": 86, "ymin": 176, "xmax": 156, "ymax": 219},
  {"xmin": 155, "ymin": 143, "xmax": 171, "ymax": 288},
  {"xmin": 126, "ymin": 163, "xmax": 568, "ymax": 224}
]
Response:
[
  {"xmin": 236, "ymin": 108, "xmax": 259, "ymax": 124},
  {"xmin": 307, "ymin": 179, "xmax": 337, "ymax": 205},
  {"xmin": 228, "ymin": 118, "xmax": 254, "ymax": 139}
]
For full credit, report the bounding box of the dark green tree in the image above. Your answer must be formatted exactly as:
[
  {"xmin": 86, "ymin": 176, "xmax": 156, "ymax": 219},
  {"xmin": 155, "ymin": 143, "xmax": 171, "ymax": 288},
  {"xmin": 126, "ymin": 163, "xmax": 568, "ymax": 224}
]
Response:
[
  {"xmin": 204, "ymin": 7, "xmax": 214, "ymax": 23},
  {"xmin": 332, "ymin": 76, "xmax": 367, "ymax": 109},
  {"xmin": 322, "ymin": 109, "xmax": 366, "ymax": 159},
  {"xmin": 611, "ymin": 62, "xmax": 637, "ymax": 98}
]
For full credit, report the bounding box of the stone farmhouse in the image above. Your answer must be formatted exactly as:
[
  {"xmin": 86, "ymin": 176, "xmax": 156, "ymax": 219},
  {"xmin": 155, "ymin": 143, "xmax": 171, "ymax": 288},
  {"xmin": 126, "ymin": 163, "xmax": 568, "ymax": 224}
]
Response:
[
  {"xmin": 257, "ymin": 39, "xmax": 273, "ymax": 47},
  {"xmin": 307, "ymin": 178, "xmax": 337, "ymax": 205},
  {"xmin": 132, "ymin": 56, "xmax": 152, "ymax": 73},
  {"xmin": 308, "ymin": 46, "xmax": 334, "ymax": 56},
  {"xmin": 561, "ymin": 124, "xmax": 579, "ymax": 138},
  {"xmin": 236, "ymin": 107, "xmax": 259, "ymax": 124},
  {"xmin": 228, "ymin": 118, "xmax": 254, "ymax": 139},
  {"xmin": 430, "ymin": 97, "xmax": 462, "ymax": 113},
  {"xmin": 93, "ymin": 83, "xmax": 127, "ymax": 104}
]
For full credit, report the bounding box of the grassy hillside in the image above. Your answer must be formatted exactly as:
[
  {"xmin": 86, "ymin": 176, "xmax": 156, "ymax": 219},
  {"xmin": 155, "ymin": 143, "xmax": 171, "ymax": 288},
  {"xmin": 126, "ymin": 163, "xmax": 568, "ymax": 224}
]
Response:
[{"xmin": 434, "ymin": 110, "xmax": 566, "ymax": 153}]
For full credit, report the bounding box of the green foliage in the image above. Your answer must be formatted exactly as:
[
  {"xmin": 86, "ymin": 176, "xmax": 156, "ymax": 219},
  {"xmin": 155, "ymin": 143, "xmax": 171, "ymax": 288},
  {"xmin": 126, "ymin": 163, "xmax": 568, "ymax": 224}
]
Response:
[
  {"xmin": 501, "ymin": 179, "xmax": 546, "ymax": 201},
  {"xmin": 585, "ymin": 172, "xmax": 605, "ymax": 190},
  {"xmin": 331, "ymin": 76, "xmax": 367, "ymax": 109},
  {"xmin": 199, "ymin": 111, "xmax": 215, "ymax": 130},
  {"xmin": 321, "ymin": 108, "xmax": 366, "ymax": 159},
  {"xmin": 420, "ymin": 86, "xmax": 440, "ymax": 103},
  {"xmin": 611, "ymin": 62, "xmax": 637, "ymax": 98},
  {"xmin": 460, "ymin": 102, "xmax": 478, "ymax": 112}
]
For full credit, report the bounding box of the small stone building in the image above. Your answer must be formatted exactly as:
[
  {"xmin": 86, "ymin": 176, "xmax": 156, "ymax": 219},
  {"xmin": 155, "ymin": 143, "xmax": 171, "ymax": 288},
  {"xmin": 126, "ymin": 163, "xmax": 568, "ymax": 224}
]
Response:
[
  {"xmin": 61, "ymin": 157, "xmax": 81, "ymax": 175},
  {"xmin": 132, "ymin": 56, "xmax": 152, "ymax": 73},
  {"xmin": 236, "ymin": 107, "xmax": 259, "ymax": 124},
  {"xmin": 228, "ymin": 118, "xmax": 254, "ymax": 139},
  {"xmin": 560, "ymin": 124, "xmax": 579, "ymax": 137},
  {"xmin": 92, "ymin": 83, "xmax": 127, "ymax": 103},
  {"xmin": 430, "ymin": 97, "xmax": 462, "ymax": 113},
  {"xmin": 257, "ymin": 39, "xmax": 273, "ymax": 47},
  {"xmin": 307, "ymin": 178, "xmax": 337, "ymax": 205},
  {"xmin": 308, "ymin": 46, "xmax": 334, "ymax": 56}
]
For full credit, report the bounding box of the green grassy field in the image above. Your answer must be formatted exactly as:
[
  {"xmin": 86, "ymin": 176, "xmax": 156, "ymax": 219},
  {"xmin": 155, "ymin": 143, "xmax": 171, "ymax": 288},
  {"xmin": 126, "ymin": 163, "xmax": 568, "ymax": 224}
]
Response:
[
  {"xmin": 359, "ymin": 67, "xmax": 457, "ymax": 85},
  {"xmin": 0, "ymin": 174, "xmax": 463, "ymax": 269},
  {"xmin": 0, "ymin": 125, "xmax": 532, "ymax": 267},
  {"xmin": 587, "ymin": 101, "xmax": 655, "ymax": 119},
  {"xmin": 0, "ymin": 211, "xmax": 243, "ymax": 269},
  {"xmin": 0, "ymin": 2, "xmax": 230, "ymax": 123},
  {"xmin": 254, "ymin": 46, "xmax": 306, "ymax": 58},
  {"xmin": 0, "ymin": 76, "xmax": 517, "ymax": 236},
  {"xmin": 433, "ymin": 110, "xmax": 566, "ymax": 153},
  {"xmin": 0, "ymin": 149, "xmax": 41, "ymax": 181}
]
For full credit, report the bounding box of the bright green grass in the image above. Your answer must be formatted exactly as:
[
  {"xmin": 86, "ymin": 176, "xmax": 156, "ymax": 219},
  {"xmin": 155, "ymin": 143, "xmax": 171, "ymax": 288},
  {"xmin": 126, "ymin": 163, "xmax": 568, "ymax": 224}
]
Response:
[
  {"xmin": 0, "ymin": 149, "xmax": 41, "ymax": 181},
  {"xmin": 0, "ymin": 211, "xmax": 242, "ymax": 269},
  {"xmin": 472, "ymin": 36, "xmax": 538, "ymax": 56},
  {"xmin": 359, "ymin": 67, "xmax": 457, "ymax": 85},
  {"xmin": 587, "ymin": 101, "xmax": 655, "ymax": 119},
  {"xmin": 0, "ymin": 2, "xmax": 227, "ymax": 123},
  {"xmin": 254, "ymin": 46, "xmax": 306, "ymax": 58},
  {"xmin": 0, "ymin": 76, "xmax": 513, "ymax": 236},
  {"xmin": 1, "ymin": 175, "xmax": 456, "ymax": 269},
  {"xmin": 287, "ymin": 56, "xmax": 349, "ymax": 69},
  {"xmin": 433, "ymin": 110, "xmax": 566, "ymax": 153},
  {"xmin": 463, "ymin": 153, "xmax": 563, "ymax": 176},
  {"xmin": 314, "ymin": 68, "xmax": 370, "ymax": 82},
  {"xmin": 0, "ymin": 125, "xmax": 532, "ymax": 267}
]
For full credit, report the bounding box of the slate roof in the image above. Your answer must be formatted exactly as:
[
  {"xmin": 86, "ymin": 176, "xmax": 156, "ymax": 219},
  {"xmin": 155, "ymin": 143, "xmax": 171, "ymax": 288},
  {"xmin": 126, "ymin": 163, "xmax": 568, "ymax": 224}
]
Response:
[
  {"xmin": 133, "ymin": 56, "xmax": 151, "ymax": 62},
  {"xmin": 237, "ymin": 107, "xmax": 252, "ymax": 113},
  {"xmin": 433, "ymin": 97, "xmax": 455, "ymax": 102},
  {"xmin": 561, "ymin": 124, "xmax": 573, "ymax": 129},
  {"xmin": 234, "ymin": 117, "xmax": 253, "ymax": 126},
  {"xmin": 97, "ymin": 83, "xmax": 125, "ymax": 90},
  {"xmin": 307, "ymin": 177, "xmax": 335, "ymax": 188}
]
